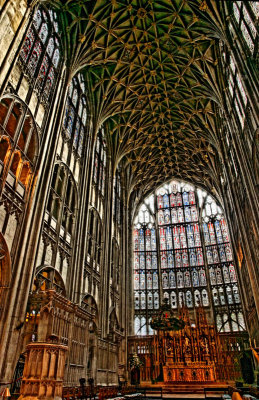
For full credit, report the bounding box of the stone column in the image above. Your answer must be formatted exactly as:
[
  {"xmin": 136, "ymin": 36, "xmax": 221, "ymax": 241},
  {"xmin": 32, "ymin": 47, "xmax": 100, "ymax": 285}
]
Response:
[{"xmin": 18, "ymin": 342, "xmax": 68, "ymax": 400}]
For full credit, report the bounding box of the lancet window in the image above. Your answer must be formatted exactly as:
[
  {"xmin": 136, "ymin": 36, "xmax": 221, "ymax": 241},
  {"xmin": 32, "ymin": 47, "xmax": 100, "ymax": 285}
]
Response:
[
  {"xmin": 0, "ymin": 97, "xmax": 38, "ymax": 194},
  {"xmin": 133, "ymin": 180, "xmax": 245, "ymax": 335},
  {"xmin": 93, "ymin": 128, "xmax": 106, "ymax": 196},
  {"xmin": 19, "ymin": 6, "xmax": 61, "ymax": 103},
  {"xmin": 46, "ymin": 163, "xmax": 77, "ymax": 243},
  {"xmin": 64, "ymin": 73, "xmax": 87, "ymax": 157}
]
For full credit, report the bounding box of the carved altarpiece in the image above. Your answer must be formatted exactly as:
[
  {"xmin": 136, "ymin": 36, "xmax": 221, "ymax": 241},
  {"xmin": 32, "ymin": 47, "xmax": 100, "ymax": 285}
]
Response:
[{"xmin": 128, "ymin": 307, "xmax": 246, "ymax": 383}]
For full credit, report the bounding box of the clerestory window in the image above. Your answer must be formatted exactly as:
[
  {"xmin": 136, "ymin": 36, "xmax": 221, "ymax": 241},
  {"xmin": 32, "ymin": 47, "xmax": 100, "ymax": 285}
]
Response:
[
  {"xmin": 64, "ymin": 73, "xmax": 88, "ymax": 157},
  {"xmin": 20, "ymin": 6, "xmax": 61, "ymax": 103}
]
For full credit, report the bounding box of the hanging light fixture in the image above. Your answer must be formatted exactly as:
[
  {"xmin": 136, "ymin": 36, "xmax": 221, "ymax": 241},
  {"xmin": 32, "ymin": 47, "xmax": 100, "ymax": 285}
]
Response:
[{"xmin": 150, "ymin": 299, "xmax": 185, "ymax": 331}]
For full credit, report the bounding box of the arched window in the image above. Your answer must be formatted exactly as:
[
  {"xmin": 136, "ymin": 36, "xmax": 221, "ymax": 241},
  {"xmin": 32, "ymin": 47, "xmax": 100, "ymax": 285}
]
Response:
[
  {"xmin": 133, "ymin": 180, "xmax": 245, "ymax": 334},
  {"xmin": 46, "ymin": 163, "xmax": 77, "ymax": 242},
  {"xmin": 224, "ymin": 2, "xmax": 258, "ymax": 136},
  {"xmin": 0, "ymin": 97, "xmax": 38, "ymax": 194},
  {"xmin": 81, "ymin": 295, "xmax": 98, "ymax": 318},
  {"xmin": 93, "ymin": 127, "xmax": 106, "ymax": 196},
  {"xmin": 19, "ymin": 6, "xmax": 61, "ymax": 103},
  {"xmin": 64, "ymin": 73, "xmax": 88, "ymax": 157}
]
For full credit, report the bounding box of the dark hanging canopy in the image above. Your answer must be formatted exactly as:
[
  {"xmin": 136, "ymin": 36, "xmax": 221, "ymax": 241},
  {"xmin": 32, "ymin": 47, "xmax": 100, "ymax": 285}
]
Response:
[{"xmin": 150, "ymin": 299, "xmax": 185, "ymax": 331}]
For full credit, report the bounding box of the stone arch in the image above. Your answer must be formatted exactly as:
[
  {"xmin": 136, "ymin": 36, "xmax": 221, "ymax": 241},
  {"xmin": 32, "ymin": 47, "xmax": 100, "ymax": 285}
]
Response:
[
  {"xmin": 108, "ymin": 307, "xmax": 120, "ymax": 334},
  {"xmin": 81, "ymin": 294, "xmax": 98, "ymax": 323},
  {"xmin": 0, "ymin": 95, "xmax": 39, "ymax": 191},
  {"xmin": 32, "ymin": 265, "xmax": 66, "ymax": 296}
]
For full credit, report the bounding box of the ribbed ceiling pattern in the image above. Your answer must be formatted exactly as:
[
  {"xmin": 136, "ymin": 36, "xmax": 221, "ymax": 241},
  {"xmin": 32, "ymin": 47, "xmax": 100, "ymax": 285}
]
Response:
[{"xmin": 48, "ymin": 0, "xmax": 226, "ymax": 196}]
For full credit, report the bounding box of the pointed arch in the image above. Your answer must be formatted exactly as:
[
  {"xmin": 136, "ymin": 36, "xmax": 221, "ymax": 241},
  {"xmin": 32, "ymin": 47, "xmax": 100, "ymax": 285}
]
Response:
[
  {"xmin": 133, "ymin": 178, "xmax": 245, "ymax": 334},
  {"xmin": 81, "ymin": 294, "xmax": 98, "ymax": 323},
  {"xmin": 32, "ymin": 265, "xmax": 66, "ymax": 296}
]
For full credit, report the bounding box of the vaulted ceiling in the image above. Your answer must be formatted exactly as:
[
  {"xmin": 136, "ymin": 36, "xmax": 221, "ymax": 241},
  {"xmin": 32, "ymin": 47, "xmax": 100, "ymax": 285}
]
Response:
[{"xmin": 48, "ymin": 0, "xmax": 228, "ymax": 197}]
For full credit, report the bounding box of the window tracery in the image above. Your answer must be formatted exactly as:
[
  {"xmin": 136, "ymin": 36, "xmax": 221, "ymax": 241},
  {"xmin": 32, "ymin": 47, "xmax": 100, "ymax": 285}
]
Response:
[
  {"xmin": 64, "ymin": 73, "xmax": 88, "ymax": 157},
  {"xmin": 46, "ymin": 163, "xmax": 77, "ymax": 243},
  {"xmin": 19, "ymin": 6, "xmax": 61, "ymax": 103},
  {"xmin": 133, "ymin": 180, "xmax": 245, "ymax": 334},
  {"xmin": 202, "ymin": 195, "xmax": 245, "ymax": 333},
  {"xmin": 227, "ymin": 54, "xmax": 247, "ymax": 129},
  {"xmin": 232, "ymin": 2, "xmax": 258, "ymax": 55}
]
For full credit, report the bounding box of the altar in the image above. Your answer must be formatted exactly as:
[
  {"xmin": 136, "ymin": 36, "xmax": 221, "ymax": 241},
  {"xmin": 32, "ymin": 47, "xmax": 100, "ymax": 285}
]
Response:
[
  {"xmin": 128, "ymin": 306, "xmax": 244, "ymax": 384},
  {"xmin": 128, "ymin": 306, "xmax": 222, "ymax": 384},
  {"xmin": 163, "ymin": 362, "xmax": 216, "ymax": 382}
]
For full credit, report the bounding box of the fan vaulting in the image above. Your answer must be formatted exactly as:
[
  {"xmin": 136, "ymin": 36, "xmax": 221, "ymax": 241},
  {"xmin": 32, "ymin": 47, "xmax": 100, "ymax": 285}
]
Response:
[{"xmin": 48, "ymin": 0, "xmax": 226, "ymax": 196}]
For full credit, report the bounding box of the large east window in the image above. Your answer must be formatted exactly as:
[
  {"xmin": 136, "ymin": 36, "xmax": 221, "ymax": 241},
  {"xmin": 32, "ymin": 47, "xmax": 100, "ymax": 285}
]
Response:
[{"xmin": 133, "ymin": 180, "xmax": 245, "ymax": 335}]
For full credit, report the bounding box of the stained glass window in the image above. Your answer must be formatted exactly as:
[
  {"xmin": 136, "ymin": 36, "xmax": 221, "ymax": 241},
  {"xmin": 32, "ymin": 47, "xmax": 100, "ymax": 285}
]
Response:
[
  {"xmin": 233, "ymin": 3, "xmax": 240, "ymax": 23},
  {"xmin": 28, "ymin": 41, "xmax": 42, "ymax": 75},
  {"xmin": 20, "ymin": 6, "xmax": 61, "ymax": 103},
  {"xmin": 133, "ymin": 201, "xmax": 158, "ymax": 334},
  {"xmin": 20, "ymin": 28, "xmax": 35, "ymax": 62},
  {"xmin": 249, "ymin": 1, "xmax": 259, "ymax": 18},
  {"xmin": 134, "ymin": 180, "xmax": 245, "ymax": 335},
  {"xmin": 63, "ymin": 73, "xmax": 87, "ymax": 157},
  {"xmin": 243, "ymin": 6, "xmax": 257, "ymax": 39},
  {"xmin": 232, "ymin": 2, "xmax": 257, "ymax": 55},
  {"xmin": 202, "ymin": 195, "xmax": 244, "ymax": 332},
  {"xmin": 225, "ymin": 1, "xmax": 256, "ymax": 147},
  {"xmin": 33, "ymin": 10, "xmax": 42, "ymax": 30}
]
